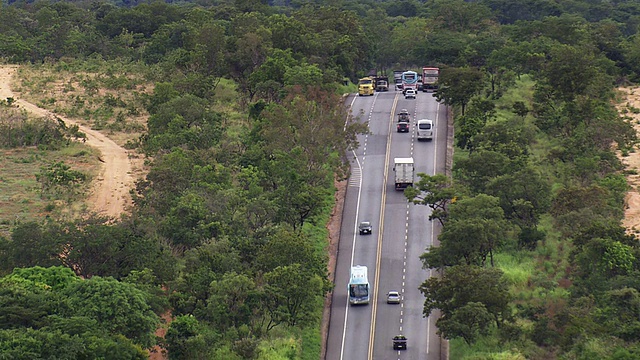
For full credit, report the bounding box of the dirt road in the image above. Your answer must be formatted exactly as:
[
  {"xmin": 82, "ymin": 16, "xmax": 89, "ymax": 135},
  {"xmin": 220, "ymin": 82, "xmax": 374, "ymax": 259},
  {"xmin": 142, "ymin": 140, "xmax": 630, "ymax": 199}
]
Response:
[{"xmin": 0, "ymin": 65, "xmax": 134, "ymax": 218}]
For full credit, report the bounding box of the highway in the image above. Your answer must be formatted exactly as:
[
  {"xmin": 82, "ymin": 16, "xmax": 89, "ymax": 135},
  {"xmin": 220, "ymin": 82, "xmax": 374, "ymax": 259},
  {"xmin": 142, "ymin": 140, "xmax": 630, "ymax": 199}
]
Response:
[{"xmin": 326, "ymin": 89, "xmax": 448, "ymax": 360}]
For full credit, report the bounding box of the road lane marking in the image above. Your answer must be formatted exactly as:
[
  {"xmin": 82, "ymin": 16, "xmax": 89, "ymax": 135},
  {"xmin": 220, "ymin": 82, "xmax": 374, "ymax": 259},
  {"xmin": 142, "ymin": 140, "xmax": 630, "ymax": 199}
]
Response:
[
  {"xmin": 340, "ymin": 95, "xmax": 368, "ymax": 360},
  {"xmin": 367, "ymin": 92, "xmax": 400, "ymax": 360}
]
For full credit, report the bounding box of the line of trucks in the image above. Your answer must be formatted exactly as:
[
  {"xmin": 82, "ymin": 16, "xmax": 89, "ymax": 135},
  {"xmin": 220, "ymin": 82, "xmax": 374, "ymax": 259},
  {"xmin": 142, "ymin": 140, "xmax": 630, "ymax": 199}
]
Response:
[
  {"xmin": 357, "ymin": 75, "xmax": 389, "ymax": 96},
  {"xmin": 358, "ymin": 67, "xmax": 439, "ymax": 96}
]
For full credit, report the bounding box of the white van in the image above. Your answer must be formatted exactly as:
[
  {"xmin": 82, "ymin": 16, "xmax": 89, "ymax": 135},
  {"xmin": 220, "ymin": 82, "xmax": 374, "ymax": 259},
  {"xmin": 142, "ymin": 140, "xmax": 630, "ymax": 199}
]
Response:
[{"xmin": 416, "ymin": 119, "xmax": 433, "ymax": 141}]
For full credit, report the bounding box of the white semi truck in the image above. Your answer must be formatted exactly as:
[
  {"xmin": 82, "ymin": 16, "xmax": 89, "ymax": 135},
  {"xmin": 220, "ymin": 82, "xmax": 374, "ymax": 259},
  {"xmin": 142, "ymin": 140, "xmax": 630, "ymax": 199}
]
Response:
[{"xmin": 393, "ymin": 157, "xmax": 414, "ymax": 191}]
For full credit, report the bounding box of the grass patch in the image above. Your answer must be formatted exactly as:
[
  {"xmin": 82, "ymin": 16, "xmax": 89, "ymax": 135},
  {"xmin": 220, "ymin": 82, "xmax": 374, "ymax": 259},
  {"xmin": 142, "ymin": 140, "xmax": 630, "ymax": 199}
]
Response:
[
  {"xmin": 494, "ymin": 253, "xmax": 534, "ymax": 289},
  {"xmin": 0, "ymin": 143, "xmax": 101, "ymax": 237},
  {"xmin": 449, "ymin": 333, "xmax": 528, "ymax": 360},
  {"xmin": 15, "ymin": 60, "xmax": 152, "ymax": 148}
]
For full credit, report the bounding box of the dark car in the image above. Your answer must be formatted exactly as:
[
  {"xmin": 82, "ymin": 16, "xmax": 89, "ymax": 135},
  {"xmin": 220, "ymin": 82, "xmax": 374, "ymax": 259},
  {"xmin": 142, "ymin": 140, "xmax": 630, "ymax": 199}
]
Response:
[
  {"xmin": 358, "ymin": 221, "xmax": 372, "ymax": 235},
  {"xmin": 397, "ymin": 122, "xmax": 410, "ymax": 132},
  {"xmin": 397, "ymin": 109, "xmax": 410, "ymax": 132},
  {"xmin": 393, "ymin": 335, "xmax": 407, "ymax": 350}
]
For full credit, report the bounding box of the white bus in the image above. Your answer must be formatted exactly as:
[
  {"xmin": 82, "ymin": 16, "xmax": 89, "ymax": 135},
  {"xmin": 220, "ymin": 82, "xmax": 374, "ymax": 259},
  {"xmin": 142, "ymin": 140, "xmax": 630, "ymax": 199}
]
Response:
[
  {"xmin": 417, "ymin": 119, "xmax": 433, "ymax": 141},
  {"xmin": 348, "ymin": 265, "xmax": 370, "ymax": 305}
]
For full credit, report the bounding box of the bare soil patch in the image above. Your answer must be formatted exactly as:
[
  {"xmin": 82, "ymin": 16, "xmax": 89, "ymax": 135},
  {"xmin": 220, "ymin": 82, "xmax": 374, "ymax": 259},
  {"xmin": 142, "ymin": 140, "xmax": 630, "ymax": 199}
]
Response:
[
  {"xmin": 0, "ymin": 65, "xmax": 149, "ymax": 218},
  {"xmin": 617, "ymin": 87, "xmax": 640, "ymax": 234},
  {"xmin": 0, "ymin": 65, "xmax": 142, "ymax": 218}
]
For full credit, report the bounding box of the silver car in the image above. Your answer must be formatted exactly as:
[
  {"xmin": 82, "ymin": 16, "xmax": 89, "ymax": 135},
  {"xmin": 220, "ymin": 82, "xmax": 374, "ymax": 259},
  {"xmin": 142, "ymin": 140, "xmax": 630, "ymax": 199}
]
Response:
[{"xmin": 387, "ymin": 291, "xmax": 401, "ymax": 304}]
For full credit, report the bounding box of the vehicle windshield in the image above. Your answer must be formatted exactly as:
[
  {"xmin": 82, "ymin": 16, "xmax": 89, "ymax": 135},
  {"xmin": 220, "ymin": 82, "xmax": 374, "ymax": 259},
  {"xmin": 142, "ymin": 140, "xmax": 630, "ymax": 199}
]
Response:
[
  {"xmin": 350, "ymin": 284, "xmax": 369, "ymax": 297},
  {"xmin": 419, "ymin": 122, "xmax": 432, "ymax": 130},
  {"xmin": 359, "ymin": 222, "xmax": 370, "ymax": 228}
]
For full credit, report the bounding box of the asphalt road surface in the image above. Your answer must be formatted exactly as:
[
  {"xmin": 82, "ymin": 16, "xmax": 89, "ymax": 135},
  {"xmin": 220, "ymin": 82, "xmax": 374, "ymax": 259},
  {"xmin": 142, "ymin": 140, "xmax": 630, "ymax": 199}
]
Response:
[{"xmin": 326, "ymin": 89, "xmax": 448, "ymax": 360}]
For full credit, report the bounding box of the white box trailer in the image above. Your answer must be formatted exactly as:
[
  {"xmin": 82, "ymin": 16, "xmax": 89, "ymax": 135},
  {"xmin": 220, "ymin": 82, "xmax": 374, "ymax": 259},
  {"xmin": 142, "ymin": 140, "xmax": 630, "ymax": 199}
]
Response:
[{"xmin": 393, "ymin": 157, "xmax": 414, "ymax": 191}]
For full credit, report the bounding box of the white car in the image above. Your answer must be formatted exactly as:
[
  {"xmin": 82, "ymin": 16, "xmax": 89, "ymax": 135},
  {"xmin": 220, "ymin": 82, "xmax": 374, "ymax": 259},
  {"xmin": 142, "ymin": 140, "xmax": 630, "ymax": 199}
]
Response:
[
  {"xmin": 387, "ymin": 291, "xmax": 401, "ymax": 304},
  {"xmin": 404, "ymin": 89, "xmax": 416, "ymax": 99}
]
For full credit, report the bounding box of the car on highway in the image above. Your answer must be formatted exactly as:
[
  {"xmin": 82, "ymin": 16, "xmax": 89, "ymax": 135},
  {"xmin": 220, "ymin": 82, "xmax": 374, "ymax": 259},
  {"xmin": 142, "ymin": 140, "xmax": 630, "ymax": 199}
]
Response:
[
  {"xmin": 404, "ymin": 89, "xmax": 416, "ymax": 99},
  {"xmin": 358, "ymin": 221, "xmax": 372, "ymax": 235},
  {"xmin": 397, "ymin": 121, "xmax": 410, "ymax": 132},
  {"xmin": 397, "ymin": 110, "xmax": 410, "ymax": 133},
  {"xmin": 393, "ymin": 335, "xmax": 407, "ymax": 350},
  {"xmin": 416, "ymin": 119, "xmax": 433, "ymax": 141},
  {"xmin": 387, "ymin": 291, "xmax": 401, "ymax": 304}
]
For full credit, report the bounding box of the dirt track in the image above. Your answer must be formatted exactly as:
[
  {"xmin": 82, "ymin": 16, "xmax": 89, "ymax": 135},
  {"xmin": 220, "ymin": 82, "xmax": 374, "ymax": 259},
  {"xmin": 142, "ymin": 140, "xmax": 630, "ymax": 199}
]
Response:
[
  {"xmin": 0, "ymin": 65, "xmax": 134, "ymax": 218},
  {"xmin": 617, "ymin": 87, "xmax": 640, "ymax": 233}
]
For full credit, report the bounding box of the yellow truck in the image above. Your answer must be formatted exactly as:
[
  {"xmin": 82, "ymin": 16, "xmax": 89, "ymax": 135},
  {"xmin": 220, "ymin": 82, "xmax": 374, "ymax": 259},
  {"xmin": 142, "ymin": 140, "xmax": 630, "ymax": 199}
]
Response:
[{"xmin": 358, "ymin": 77, "xmax": 375, "ymax": 96}]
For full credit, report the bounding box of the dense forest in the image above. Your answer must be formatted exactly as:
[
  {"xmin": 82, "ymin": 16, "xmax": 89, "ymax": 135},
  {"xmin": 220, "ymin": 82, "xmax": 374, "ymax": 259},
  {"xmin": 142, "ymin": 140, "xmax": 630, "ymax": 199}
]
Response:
[{"xmin": 2, "ymin": 0, "xmax": 640, "ymax": 359}]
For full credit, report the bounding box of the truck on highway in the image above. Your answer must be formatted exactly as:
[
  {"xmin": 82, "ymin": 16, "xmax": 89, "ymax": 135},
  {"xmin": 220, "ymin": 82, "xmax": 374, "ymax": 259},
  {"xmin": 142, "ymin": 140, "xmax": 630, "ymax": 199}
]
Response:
[
  {"xmin": 375, "ymin": 75, "xmax": 389, "ymax": 92},
  {"xmin": 393, "ymin": 70, "xmax": 405, "ymax": 91},
  {"xmin": 422, "ymin": 67, "xmax": 440, "ymax": 92},
  {"xmin": 393, "ymin": 157, "xmax": 414, "ymax": 190},
  {"xmin": 358, "ymin": 77, "xmax": 375, "ymax": 96}
]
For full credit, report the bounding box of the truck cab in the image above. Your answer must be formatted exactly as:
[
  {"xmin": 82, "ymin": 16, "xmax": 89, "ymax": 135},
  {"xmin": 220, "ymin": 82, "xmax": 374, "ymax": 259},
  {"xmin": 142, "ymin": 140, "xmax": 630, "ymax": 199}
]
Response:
[{"xmin": 358, "ymin": 77, "xmax": 375, "ymax": 96}]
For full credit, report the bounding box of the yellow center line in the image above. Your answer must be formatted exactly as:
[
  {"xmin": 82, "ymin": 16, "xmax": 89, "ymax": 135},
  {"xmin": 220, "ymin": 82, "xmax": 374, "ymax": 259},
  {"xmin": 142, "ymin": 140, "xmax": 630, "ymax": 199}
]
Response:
[{"xmin": 368, "ymin": 93, "xmax": 400, "ymax": 359}]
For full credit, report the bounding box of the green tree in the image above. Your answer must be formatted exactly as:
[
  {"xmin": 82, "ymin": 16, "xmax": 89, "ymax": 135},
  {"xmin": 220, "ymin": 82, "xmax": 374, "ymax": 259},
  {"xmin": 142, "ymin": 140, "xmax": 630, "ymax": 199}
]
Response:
[
  {"xmin": 170, "ymin": 239, "xmax": 242, "ymax": 316},
  {"xmin": 602, "ymin": 288, "xmax": 640, "ymax": 341},
  {"xmin": 455, "ymin": 99, "xmax": 496, "ymax": 152},
  {"xmin": 249, "ymin": 48, "xmax": 298, "ymax": 101},
  {"xmin": 64, "ymin": 276, "xmax": 159, "ymax": 348},
  {"xmin": 404, "ymin": 174, "xmax": 460, "ymax": 225},
  {"xmin": 165, "ymin": 315, "xmax": 216, "ymax": 360},
  {"xmin": 1, "ymin": 222, "xmax": 64, "ymax": 272},
  {"xmin": 454, "ymin": 149, "xmax": 514, "ymax": 194},
  {"xmin": 263, "ymin": 264, "xmax": 326, "ymax": 329},
  {"xmin": 435, "ymin": 67, "xmax": 484, "ymax": 115},
  {"xmin": 539, "ymin": 43, "xmax": 605, "ymax": 102},
  {"xmin": 0, "ymin": 327, "xmax": 148, "ymax": 360},
  {"xmin": 574, "ymin": 238, "xmax": 635, "ymax": 279},
  {"xmin": 474, "ymin": 118, "xmax": 534, "ymax": 161},
  {"xmin": 144, "ymin": 94, "xmax": 222, "ymax": 153},
  {"xmin": 420, "ymin": 265, "xmax": 511, "ymax": 343},
  {"xmin": 254, "ymin": 227, "xmax": 324, "ymax": 276},
  {"xmin": 428, "ymin": 0, "xmax": 495, "ymax": 34},
  {"xmin": 422, "ymin": 194, "xmax": 510, "ymax": 268},
  {"xmin": 438, "ymin": 302, "xmax": 494, "ymax": 345},
  {"xmin": 0, "ymin": 268, "xmax": 68, "ymax": 329},
  {"xmin": 551, "ymin": 185, "xmax": 618, "ymax": 238},
  {"xmin": 485, "ymin": 165, "xmax": 552, "ymax": 228},
  {"xmin": 204, "ymin": 272, "xmax": 259, "ymax": 331}
]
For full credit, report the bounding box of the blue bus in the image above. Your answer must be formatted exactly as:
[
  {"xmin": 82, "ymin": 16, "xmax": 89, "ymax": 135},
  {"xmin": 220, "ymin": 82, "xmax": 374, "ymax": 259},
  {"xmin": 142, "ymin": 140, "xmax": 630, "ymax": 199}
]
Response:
[
  {"xmin": 349, "ymin": 265, "xmax": 370, "ymax": 305},
  {"xmin": 401, "ymin": 71, "xmax": 418, "ymax": 94}
]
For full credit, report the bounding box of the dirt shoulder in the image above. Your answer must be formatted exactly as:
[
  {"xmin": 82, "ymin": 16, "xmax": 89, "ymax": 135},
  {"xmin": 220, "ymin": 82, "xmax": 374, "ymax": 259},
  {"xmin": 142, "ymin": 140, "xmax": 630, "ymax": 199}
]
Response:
[{"xmin": 0, "ymin": 65, "xmax": 135, "ymax": 218}]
